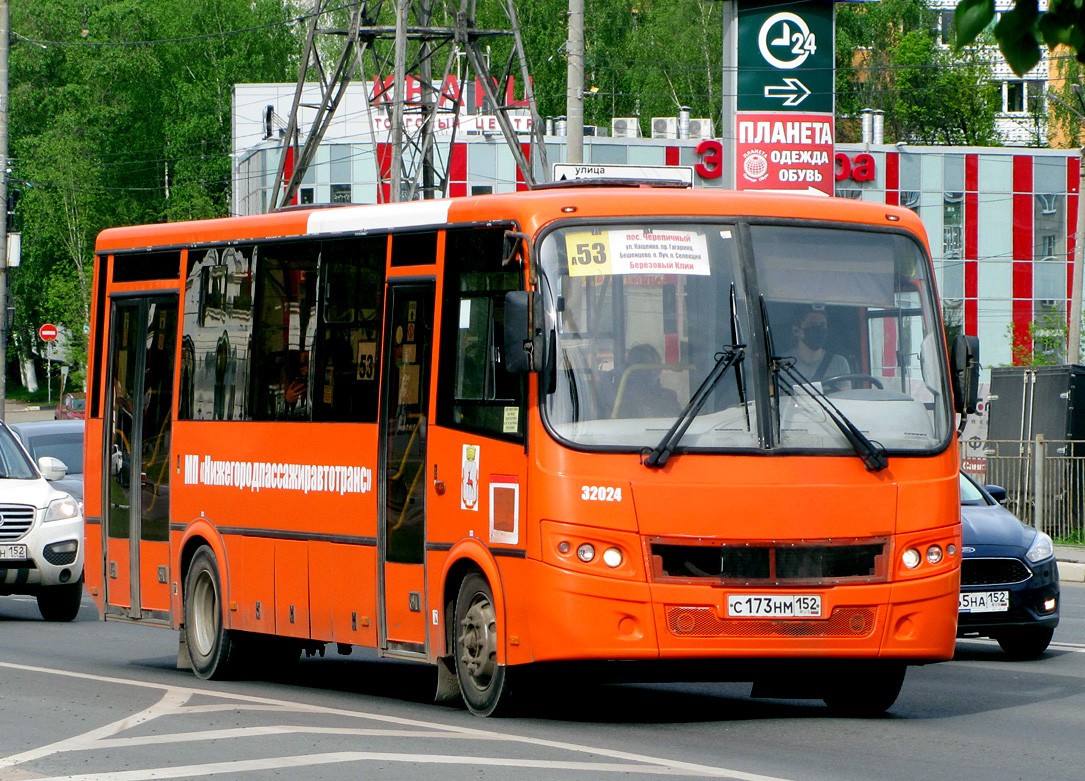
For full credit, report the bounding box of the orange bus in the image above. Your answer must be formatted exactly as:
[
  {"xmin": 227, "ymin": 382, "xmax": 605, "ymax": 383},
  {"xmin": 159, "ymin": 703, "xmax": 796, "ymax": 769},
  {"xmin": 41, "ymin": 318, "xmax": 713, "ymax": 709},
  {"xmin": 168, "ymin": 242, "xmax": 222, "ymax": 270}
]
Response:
[{"xmin": 85, "ymin": 183, "xmax": 976, "ymax": 716}]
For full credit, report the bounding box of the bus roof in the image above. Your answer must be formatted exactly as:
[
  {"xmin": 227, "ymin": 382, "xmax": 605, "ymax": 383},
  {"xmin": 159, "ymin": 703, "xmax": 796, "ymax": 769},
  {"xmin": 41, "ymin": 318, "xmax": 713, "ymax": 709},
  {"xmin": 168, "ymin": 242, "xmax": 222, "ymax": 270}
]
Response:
[{"xmin": 94, "ymin": 188, "xmax": 927, "ymax": 254}]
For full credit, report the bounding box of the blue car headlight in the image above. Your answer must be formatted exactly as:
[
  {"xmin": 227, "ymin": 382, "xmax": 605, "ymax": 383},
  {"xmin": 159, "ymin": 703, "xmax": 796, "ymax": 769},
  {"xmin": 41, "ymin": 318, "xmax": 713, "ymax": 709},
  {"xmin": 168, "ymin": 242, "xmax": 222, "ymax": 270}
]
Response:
[{"xmin": 1025, "ymin": 531, "xmax": 1054, "ymax": 564}]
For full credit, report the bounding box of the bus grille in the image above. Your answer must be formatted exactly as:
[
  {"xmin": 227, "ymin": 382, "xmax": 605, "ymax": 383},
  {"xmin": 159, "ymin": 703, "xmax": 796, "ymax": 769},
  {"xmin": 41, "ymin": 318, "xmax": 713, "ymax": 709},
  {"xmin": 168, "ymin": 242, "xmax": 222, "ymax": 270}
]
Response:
[
  {"xmin": 666, "ymin": 606, "xmax": 876, "ymax": 638},
  {"xmin": 960, "ymin": 557, "xmax": 1031, "ymax": 586},
  {"xmin": 0, "ymin": 505, "xmax": 35, "ymax": 542},
  {"xmin": 650, "ymin": 538, "xmax": 888, "ymax": 585}
]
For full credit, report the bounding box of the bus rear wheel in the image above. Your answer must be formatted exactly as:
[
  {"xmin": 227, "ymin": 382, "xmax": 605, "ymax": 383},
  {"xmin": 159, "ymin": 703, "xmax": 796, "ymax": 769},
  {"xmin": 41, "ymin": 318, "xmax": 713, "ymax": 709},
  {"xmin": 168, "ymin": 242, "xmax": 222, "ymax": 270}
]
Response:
[
  {"xmin": 822, "ymin": 662, "xmax": 906, "ymax": 717},
  {"xmin": 454, "ymin": 572, "xmax": 512, "ymax": 716},
  {"xmin": 184, "ymin": 545, "xmax": 242, "ymax": 680}
]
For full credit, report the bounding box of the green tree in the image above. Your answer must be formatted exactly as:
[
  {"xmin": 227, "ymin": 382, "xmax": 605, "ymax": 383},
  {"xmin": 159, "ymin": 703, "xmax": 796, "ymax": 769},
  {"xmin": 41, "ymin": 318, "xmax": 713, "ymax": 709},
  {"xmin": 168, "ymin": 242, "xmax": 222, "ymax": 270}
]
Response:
[
  {"xmin": 954, "ymin": 0, "xmax": 1082, "ymax": 77},
  {"xmin": 8, "ymin": 0, "xmax": 302, "ymax": 386},
  {"xmin": 836, "ymin": 0, "xmax": 1000, "ymax": 144},
  {"xmin": 512, "ymin": 0, "xmax": 722, "ymax": 136}
]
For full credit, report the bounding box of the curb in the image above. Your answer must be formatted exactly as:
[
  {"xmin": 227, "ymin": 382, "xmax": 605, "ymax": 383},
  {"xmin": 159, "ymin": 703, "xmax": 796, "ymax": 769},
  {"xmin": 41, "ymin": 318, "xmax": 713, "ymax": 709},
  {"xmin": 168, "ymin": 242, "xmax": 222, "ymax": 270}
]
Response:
[{"xmin": 1057, "ymin": 561, "xmax": 1085, "ymax": 583}]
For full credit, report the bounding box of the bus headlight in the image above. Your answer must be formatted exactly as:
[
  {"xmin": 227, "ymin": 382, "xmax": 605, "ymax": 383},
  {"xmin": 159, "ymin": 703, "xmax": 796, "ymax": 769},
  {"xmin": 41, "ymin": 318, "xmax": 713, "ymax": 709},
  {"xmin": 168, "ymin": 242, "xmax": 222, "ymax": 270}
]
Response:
[
  {"xmin": 602, "ymin": 547, "xmax": 623, "ymax": 568},
  {"xmin": 926, "ymin": 545, "xmax": 943, "ymax": 565},
  {"xmin": 902, "ymin": 548, "xmax": 921, "ymax": 569},
  {"xmin": 577, "ymin": 543, "xmax": 596, "ymax": 562}
]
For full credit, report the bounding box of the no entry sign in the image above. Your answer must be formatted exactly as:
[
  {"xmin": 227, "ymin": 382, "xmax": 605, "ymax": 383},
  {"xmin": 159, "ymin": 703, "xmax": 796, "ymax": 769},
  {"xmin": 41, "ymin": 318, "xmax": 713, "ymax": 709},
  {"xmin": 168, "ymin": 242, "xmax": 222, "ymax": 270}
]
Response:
[{"xmin": 38, "ymin": 323, "xmax": 58, "ymax": 342}]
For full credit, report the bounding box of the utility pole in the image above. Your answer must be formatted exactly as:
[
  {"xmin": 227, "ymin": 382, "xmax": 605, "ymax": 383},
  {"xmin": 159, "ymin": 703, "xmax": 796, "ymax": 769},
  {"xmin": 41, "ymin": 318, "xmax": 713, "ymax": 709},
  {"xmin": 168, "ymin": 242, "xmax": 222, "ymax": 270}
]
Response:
[
  {"xmin": 0, "ymin": 0, "xmax": 10, "ymax": 422},
  {"xmin": 565, "ymin": 0, "xmax": 584, "ymax": 165}
]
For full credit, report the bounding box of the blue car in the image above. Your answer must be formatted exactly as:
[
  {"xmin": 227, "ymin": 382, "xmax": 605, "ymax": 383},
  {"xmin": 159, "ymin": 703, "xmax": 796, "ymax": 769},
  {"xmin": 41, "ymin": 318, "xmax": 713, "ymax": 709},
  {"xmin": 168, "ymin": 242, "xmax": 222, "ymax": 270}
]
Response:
[{"xmin": 957, "ymin": 471, "xmax": 1060, "ymax": 658}]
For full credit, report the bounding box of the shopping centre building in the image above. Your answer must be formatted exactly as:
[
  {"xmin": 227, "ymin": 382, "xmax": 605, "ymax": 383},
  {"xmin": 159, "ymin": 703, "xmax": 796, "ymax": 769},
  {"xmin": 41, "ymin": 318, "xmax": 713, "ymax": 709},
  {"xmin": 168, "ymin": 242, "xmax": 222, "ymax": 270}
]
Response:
[{"xmin": 232, "ymin": 84, "xmax": 1079, "ymax": 378}]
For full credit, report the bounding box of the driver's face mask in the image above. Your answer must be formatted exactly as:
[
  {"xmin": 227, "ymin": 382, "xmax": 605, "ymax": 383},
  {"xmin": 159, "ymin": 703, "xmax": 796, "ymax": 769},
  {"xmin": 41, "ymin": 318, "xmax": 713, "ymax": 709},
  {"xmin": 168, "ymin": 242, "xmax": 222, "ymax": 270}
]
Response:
[{"xmin": 801, "ymin": 323, "xmax": 828, "ymax": 351}]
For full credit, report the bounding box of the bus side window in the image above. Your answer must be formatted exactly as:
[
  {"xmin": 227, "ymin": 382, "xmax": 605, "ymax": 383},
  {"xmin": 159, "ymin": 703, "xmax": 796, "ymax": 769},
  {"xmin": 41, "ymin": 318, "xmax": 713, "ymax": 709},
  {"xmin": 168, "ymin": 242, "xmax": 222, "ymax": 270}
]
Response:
[
  {"xmin": 313, "ymin": 236, "xmax": 386, "ymax": 422},
  {"xmin": 180, "ymin": 246, "xmax": 255, "ymax": 421},
  {"xmin": 251, "ymin": 243, "xmax": 319, "ymax": 422},
  {"xmin": 437, "ymin": 227, "xmax": 525, "ymax": 442}
]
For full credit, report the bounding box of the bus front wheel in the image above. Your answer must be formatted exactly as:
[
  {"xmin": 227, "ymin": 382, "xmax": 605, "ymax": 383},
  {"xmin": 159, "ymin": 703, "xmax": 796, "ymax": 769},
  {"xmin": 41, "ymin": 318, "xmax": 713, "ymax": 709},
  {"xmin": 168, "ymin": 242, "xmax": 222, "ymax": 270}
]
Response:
[
  {"xmin": 454, "ymin": 571, "xmax": 512, "ymax": 716},
  {"xmin": 822, "ymin": 662, "xmax": 906, "ymax": 717},
  {"xmin": 184, "ymin": 545, "xmax": 241, "ymax": 680}
]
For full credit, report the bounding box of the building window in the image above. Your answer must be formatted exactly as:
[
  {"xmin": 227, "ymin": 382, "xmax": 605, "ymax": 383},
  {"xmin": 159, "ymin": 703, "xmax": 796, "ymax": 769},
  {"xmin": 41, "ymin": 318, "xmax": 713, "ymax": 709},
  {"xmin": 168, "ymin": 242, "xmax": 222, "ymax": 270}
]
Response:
[
  {"xmin": 330, "ymin": 184, "xmax": 352, "ymax": 203},
  {"xmin": 944, "ymin": 192, "xmax": 964, "ymax": 260},
  {"xmin": 1027, "ymin": 81, "xmax": 1045, "ymax": 113},
  {"xmin": 1005, "ymin": 81, "xmax": 1023, "ymax": 112},
  {"xmin": 939, "ymin": 10, "xmax": 955, "ymax": 47}
]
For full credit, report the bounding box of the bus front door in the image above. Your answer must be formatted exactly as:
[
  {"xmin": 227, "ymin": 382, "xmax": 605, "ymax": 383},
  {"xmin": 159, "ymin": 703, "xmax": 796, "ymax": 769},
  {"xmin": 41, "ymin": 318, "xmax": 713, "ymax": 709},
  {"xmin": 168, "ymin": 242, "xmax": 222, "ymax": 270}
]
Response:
[
  {"xmin": 379, "ymin": 284, "xmax": 433, "ymax": 656},
  {"xmin": 103, "ymin": 296, "xmax": 177, "ymax": 622}
]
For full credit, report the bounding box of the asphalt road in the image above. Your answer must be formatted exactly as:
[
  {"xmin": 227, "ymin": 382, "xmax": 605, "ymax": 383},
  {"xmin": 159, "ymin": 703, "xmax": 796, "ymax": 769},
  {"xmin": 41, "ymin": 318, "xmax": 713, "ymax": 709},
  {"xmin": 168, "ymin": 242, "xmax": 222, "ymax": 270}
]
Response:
[{"xmin": 0, "ymin": 584, "xmax": 1083, "ymax": 781}]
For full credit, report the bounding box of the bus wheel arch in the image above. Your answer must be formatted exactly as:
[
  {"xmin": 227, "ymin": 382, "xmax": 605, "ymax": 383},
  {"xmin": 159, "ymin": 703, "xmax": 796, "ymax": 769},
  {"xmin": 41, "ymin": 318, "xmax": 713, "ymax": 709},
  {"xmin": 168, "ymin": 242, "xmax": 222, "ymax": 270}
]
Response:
[
  {"xmin": 439, "ymin": 542, "xmax": 505, "ymax": 660},
  {"xmin": 452, "ymin": 569, "xmax": 513, "ymax": 716}
]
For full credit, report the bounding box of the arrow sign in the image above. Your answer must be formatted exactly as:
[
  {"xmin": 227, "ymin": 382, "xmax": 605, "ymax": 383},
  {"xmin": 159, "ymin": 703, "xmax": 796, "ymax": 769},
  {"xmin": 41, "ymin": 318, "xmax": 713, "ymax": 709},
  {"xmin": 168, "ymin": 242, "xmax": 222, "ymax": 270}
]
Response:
[
  {"xmin": 764, "ymin": 78, "xmax": 811, "ymax": 107},
  {"xmin": 38, "ymin": 323, "xmax": 58, "ymax": 342}
]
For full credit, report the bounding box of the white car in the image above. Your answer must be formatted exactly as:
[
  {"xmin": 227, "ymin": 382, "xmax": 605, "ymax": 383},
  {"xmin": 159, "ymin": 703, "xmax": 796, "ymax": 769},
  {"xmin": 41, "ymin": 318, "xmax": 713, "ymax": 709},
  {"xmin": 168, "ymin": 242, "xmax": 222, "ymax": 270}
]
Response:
[{"xmin": 0, "ymin": 420, "xmax": 85, "ymax": 621}]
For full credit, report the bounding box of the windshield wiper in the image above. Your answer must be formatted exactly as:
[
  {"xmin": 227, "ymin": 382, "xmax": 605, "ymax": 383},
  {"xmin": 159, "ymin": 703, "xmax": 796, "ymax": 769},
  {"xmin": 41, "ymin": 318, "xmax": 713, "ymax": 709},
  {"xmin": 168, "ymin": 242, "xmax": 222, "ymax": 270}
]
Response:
[
  {"xmin": 774, "ymin": 359, "xmax": 889, "ymax": 472},
  {"xmin": 643, "ymin": 344, "xmax": 745, "ymax": 469},
  {"xmin": 644, "ymin": 284, "xmax": 746, "ymax": 469}
]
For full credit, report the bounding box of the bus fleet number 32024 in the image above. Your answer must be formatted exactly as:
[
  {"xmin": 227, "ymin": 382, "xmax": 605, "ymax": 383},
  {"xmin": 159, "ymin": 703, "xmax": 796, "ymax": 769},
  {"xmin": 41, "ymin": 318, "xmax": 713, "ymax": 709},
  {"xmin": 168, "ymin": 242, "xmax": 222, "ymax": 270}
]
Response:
[{"xmin": 727, "ymin": 595, "xmax": 823, "ymax": 618}]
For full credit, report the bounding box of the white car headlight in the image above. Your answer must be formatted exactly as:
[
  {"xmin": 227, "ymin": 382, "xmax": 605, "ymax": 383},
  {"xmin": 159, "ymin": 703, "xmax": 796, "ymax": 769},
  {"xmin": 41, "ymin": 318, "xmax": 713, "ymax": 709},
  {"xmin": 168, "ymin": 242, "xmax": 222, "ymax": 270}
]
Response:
[
  {"xmin": 44, "ymin": 496, "xmax": 80, "ymax": 523},
  {"xmin": 1025, "ymin": 531, "xmax": 1054, "ymax": 564}
]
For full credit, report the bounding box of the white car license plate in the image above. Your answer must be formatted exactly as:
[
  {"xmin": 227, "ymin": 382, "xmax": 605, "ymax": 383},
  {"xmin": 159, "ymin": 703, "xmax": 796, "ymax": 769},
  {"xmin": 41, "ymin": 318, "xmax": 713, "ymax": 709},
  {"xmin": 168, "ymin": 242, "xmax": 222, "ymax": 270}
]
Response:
[
  {"xmin": 727, "ymin": 594, "xmax": 822, "ymax": 618},
  {"xmin": 0, "ymin": 544, "xmax": 29, "ymax": 560},
  {"xmin": 959, "ymin": 591, "xmax": 1010, "ymax": 613}
]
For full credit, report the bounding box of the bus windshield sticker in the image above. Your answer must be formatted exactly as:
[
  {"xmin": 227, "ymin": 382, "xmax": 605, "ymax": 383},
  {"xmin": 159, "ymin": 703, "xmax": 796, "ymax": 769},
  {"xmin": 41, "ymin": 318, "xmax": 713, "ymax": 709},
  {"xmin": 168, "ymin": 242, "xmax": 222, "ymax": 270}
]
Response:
[
  {"xmin": 502, "ymin": 406, "xmax": 519, "ymax": 434},
  {"xmin": 565, "ymin": 229, "xmax": 710, "ymax": 278}
]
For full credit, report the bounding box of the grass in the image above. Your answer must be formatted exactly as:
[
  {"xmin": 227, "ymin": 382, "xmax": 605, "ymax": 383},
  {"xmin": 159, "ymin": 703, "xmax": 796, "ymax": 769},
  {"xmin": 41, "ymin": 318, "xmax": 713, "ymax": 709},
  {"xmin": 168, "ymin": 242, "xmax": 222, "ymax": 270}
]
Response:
[
  {"xmin": 4, "ymin": 384, "xmax": 80, "ymax": 406},
  {"xmin": 1054, "ymin": 531, "xmax": 1085, "ymax": 546}
]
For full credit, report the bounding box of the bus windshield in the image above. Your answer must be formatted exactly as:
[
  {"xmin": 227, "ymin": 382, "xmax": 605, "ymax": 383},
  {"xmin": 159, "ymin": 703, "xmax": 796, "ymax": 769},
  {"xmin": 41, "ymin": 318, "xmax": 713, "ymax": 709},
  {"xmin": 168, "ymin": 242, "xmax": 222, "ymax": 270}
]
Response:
[{"xmin": 538, "ymin": 220, "xmax": 952, "ymax": 456}]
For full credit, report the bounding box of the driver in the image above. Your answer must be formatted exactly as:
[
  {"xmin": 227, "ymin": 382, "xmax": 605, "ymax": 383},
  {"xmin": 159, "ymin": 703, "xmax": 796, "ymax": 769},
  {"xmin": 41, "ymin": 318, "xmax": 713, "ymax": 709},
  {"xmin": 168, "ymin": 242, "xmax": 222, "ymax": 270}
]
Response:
[{"xmin": 791, "ymin": 307, "xmax": 850, "ymax": 388}]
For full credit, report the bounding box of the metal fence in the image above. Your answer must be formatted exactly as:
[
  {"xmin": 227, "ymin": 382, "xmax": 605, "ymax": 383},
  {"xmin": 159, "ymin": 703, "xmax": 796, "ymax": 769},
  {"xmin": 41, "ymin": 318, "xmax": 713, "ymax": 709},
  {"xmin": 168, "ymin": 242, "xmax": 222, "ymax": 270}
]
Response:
[{"xmin": 960, "ymin": 439, "xmax": 1085, "ymax": 540}]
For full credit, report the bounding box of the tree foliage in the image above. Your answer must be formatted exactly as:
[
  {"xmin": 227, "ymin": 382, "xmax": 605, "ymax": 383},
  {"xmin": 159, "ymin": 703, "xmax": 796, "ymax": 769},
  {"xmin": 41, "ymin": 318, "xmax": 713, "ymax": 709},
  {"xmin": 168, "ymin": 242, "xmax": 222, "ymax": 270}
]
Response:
[
  {"xmin": 836, "ymin": 0, "xmax": 1000, "ymax": 144},
  {"xmin": 953, "ymin": 0, "xmax": 1078, "ymax": 78},
  {"xmin": 514, "ymin": 0, "xmax": 723, "ymax": 136},
  {"xmin": 8, "ymin": 0, "xmax": 302, "ymax": 382}
]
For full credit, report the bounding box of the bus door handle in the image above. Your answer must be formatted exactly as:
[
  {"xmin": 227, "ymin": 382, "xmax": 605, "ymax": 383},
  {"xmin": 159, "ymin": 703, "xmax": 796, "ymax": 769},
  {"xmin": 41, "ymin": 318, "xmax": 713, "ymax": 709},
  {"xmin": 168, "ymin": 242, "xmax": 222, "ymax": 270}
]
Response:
[{"xmin": 433, "ymin": 464, "xmax": 446, "ymax": 495}]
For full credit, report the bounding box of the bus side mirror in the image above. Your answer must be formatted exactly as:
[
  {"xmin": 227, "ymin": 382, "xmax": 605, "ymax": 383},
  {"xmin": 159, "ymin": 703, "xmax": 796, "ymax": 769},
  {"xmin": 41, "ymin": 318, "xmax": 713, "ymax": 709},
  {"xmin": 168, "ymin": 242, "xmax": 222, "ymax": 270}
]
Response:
[
  {"xmin": 950, "ymin": 334, "xmax": 980, "ymax": 414},
  {"xmin": 504, "ymin": 291, "xmax": 536, "ymax": 373}
]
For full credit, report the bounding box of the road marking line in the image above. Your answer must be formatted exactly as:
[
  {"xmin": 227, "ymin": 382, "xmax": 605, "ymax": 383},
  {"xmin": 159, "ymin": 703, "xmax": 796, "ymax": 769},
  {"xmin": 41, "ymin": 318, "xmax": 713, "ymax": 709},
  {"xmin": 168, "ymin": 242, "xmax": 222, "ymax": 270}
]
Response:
[
  {"xmin": 88, "ymin": 726, "xmax": 499, "ymax": 749},
  {"xmin": 0, "ymin": 662, "xmax": 792, "ymax": 781},
  {"xmin": 0, "ymin": 689, "xmax": 191, "ymax": 770},
  {"xmin": 23, "ymin": 751, "xmax": 753, "ymax": 780}
]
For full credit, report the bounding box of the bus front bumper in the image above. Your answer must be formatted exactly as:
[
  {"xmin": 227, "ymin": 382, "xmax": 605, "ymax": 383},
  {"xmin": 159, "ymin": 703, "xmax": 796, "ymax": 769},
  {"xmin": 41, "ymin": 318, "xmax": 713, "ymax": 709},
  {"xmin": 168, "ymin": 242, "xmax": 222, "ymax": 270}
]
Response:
[{"xmin": 521, "ymin": 562, "xmax": 959, "ymax": 664}]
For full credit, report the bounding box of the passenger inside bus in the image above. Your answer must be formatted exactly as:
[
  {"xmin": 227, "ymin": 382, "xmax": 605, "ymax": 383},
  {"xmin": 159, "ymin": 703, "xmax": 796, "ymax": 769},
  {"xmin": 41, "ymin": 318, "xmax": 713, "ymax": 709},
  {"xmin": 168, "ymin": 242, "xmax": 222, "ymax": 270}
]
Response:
[
  {"xmin": 614, "ymin": 343, "xmax": 682, "ymax": 419},
  {"xmin": 282, "ymin": 349, "xmax": 310, "ymax": 417}
]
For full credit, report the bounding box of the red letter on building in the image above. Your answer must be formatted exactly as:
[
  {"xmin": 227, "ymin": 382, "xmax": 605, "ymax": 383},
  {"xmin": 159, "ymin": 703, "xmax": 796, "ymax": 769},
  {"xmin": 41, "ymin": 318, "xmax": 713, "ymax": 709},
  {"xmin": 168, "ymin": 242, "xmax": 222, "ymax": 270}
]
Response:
[{"xmin": 695, "ymin": 140, "xmax": 723, "ymax": 179}]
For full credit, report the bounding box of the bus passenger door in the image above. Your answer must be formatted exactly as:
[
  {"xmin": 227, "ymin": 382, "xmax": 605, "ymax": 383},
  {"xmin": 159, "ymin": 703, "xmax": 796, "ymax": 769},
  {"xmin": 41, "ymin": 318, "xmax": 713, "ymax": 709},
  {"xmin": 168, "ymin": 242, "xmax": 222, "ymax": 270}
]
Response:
[
  {"xmin": 379, "ymin": 284, "xmax": 433, "ymax": 655},
  {"xmin": 104, "ymin": 297, "xmax": 177, "ymax": 622}
]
